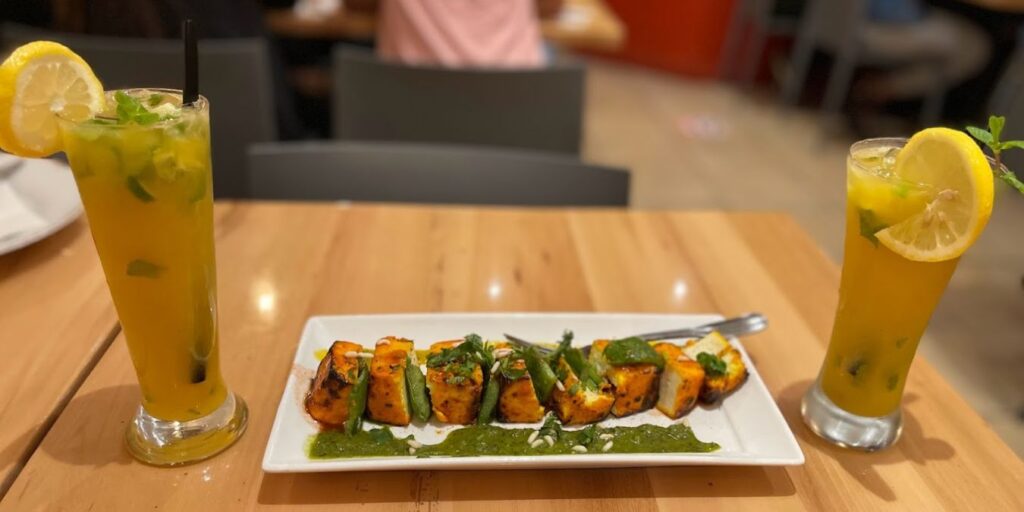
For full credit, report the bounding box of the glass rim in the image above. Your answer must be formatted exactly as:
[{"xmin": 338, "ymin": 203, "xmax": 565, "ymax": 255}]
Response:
[
  {"xmin": 56, "ymin": 87, "xmax": 209, "ymax": 128},
  {"xmin": 848, "ymin": 136, "xmax": 1007, "ymax": 175}
]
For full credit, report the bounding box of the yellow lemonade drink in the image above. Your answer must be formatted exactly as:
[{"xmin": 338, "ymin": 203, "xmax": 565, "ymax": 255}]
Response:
[
  {"xmin": 803, "ymin": 132, "xmax": 993, "ymax": 451},
  {"xmin": 60, "ymin": 89, "xmax": 225, "ymax": 421},
  {"xmin": 0, "ymin": 42, "xmax": 246, "ymax": 465},
  {"xmin": 820, "ymin": 141, "xmax": 958, "ymax": 417}
]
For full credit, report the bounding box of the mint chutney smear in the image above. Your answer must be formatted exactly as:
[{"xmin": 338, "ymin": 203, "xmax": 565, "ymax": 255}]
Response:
[
  {"xmin": 309, "ymin": 428, "xmax": 411, "ymax": 458},
  {"xmin": 308, "ymin": 423, "xmax": 718, "ymax": 459}
]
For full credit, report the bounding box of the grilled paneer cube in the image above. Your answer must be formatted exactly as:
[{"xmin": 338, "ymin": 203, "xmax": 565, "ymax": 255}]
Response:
[
  {"xmin": 426, "ymin": 340, "xmax": 484, "ymax": 424},
  {"xmin": 652, "ymin": 343, "xmax": 705, "ymax": 418},
  {"xmin": 497, "ymin": 358, "xmax": 546, "ymax": 423},
  {"xmin": 550, "ymin": 358, "xmax": 614, "ymax": 425},
  {"xmin": 700, "ymin": 346, "xmax": 748, "ymax": 403},
  {"xmin": 305, "ymin": 341, "xmax": 364, "ymax": 427},
  {"xmin": 683, "ymin": 331, "xmax": 749, "ymax": 404},
  {"xmin": 589, "ymin": 340, "xmax": 661, "ymax": 417},
  {"xmin": 367, "ymin": 336, "xmax": 414, "ymax": 426}
]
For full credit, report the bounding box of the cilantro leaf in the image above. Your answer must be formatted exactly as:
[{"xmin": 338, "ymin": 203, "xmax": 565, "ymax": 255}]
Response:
[
  {"xmin": 426, "ymin": 333, "xmax": 489, "ymax": 386},
  {"xmin": 538, "ymin": 412, "xmax": 562, "ymax": 440},
  {"xmin": 497, "ymin": 355, "xmax": 527, "ymax": 380}
]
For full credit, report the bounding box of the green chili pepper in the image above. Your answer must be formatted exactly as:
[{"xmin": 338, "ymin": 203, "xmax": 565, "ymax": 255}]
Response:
[
  {"xmin": 405, "ymin": 354, "xmax": 432, "ymax": 423},
  {"xmin": 345, "ymin": 359, "xmax": 370, "ymax": 436},
  {"xmin": 546, "ymin": 330, "xmax": 574, "ymax": 369},
  {"xmin": 564, "ymin": 348, "xmax": 603, "ymax": 391},
  {"xmin": 523, "ymin": 347, "xmax": 557, "ymax": 403},
  {"xmin": 477, "ymin": 374, "xmax": 500, "ymax": 425}
]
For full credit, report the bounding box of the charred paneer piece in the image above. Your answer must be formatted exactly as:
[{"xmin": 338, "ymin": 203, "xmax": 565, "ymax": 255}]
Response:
[
  {"xmin": 683, "ymin": 331, "xmax": 749, "ymax": 404},
  {"xmin": 652, "ymin": 343, "xmax": 704, "ymax": 418},
  {"xmin": 589, "ymin": 339, "xmax": 661, "ymax": 417},
  {"xmin": 550, "ymin": 356, "xmax": 614, "ymax": 425},
  {"xmin": 497, "ymin": 357, "xmax": 546, "ymax": 423},
  {"xmin": 426, "ymin": 340, "xmax": 484, "ymax": 424},
  {"xmin": 305, "ymin": 341, "xmax": 364, "ymax": 427},
  {"xmin": 367, "ymin": 336, "xmax": 414, "ymax": 425}
]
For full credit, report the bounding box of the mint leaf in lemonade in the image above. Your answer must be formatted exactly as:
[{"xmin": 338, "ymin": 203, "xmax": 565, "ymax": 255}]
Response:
[{"xmin": 63, "ymin": 89, "xmax": 212, "ymax": 206}]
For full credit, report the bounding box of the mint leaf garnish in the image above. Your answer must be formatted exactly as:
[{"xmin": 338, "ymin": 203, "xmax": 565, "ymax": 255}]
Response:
[
  {"xmin": 134, "ymin": 111, "xmax": 161, "ymax": 125},
  {"xmin": 114, "ymin": 91, "xmax": 167, "ymax": 125},
  {"xmin": 126, "ymin": 259, "xmax": 163, "ymax": 278},
  {"xmin": 125, "ymin": 176, "xmax": 154, "ymax": 202},
  {"xmin": 114, "ymin": 91, "xmax": 144, "ymax": 123},
  {"xmin": 696, "ymin": 352, "xmax": 726, "ymax": 377},
  {"xmin": 966, "ymin": 125, "xmax": 993, "ymax": 145},
  {"xmin": 858, "ymin": 208, "xmax": 888, "ymax": 247},
  {"xmin": 966, "ymin": 115, "xmax": 1024, "ymax": 194},
  {"xmin": 147, "ymin": 93, "xmax": 164, "ymax": 107}
]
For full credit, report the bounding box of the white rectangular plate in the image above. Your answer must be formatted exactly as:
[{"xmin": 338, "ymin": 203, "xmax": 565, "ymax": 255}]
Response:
[{"xmin": 263, "ymin": 313, "xmax": 804, "ymax": 472}]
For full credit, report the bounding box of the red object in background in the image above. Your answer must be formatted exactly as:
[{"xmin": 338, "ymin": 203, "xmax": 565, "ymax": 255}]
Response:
[{"xmin": 588, "ymin": 0, "xmax": 736, "ymax": 78}]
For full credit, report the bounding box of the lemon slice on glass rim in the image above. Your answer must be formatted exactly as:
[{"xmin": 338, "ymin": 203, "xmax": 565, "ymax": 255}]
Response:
[
  {"xmin": 0, "ymin": 41, "xmax": 105, "ymax": 158},
  {"xmin": 876, "ymin": 127, "xmax": 994, "ymax": 262}
]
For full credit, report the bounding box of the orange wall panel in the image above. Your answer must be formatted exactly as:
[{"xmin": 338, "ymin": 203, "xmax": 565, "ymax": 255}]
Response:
[{"xmin": 590, "ymin": 0, "xmax": 736, "ymax": 77}]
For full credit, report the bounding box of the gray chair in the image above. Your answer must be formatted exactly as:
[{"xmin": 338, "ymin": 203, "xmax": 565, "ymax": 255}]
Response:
[
  {"xmin": 247, "ymin": 141, "xmax": 629, "ymax": 206},
  {"xmin": 719, "ymin": 0, "xmax": 801, "ymax": 85},
  {"xmin": 780, "ymin": 1, "xmax": 986, "ymax": 125},
  {"xmin": 1, "ymin": 23, "xmax": 277, "ymax": 198},
  {"xmin": 331, "ymin": 47, "xmax": 585, "ymax": 155}
]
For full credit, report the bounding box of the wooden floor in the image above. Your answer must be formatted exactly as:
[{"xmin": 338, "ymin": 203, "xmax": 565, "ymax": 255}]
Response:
[{"xmin": 581, "ymin": 58, "xmax": 1024, "ymax": 456}]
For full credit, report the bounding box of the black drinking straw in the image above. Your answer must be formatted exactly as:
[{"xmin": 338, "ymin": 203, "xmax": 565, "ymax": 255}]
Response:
[{"xmin": 182, "ymin": 19, "xmax": 198, "ymax": 105}]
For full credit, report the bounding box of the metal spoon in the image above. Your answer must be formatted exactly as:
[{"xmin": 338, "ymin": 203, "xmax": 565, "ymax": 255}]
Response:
[{"xmin": 504, "ymin": 312, "xmax": 768, "ymax": 356}]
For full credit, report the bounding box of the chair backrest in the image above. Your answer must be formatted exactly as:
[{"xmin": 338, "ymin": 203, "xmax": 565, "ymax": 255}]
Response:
[
  {"xmin": 247, "ymin": 141, "xmax": 629, "ymax": 206},
  {"xmin": 331, "ymin": 47, "xmax": 585, "ymax": 155},
  {"xmin": 0, "ymin": 23, "xmax": 277, "ymax": 198}
]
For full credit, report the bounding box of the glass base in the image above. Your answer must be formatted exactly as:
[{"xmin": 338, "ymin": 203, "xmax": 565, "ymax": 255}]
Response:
[
  {"xmin": 126, "ymin": 392, "xmax": 248, "ymax": 466},
  {"xmin": 801, "ymin": 380, "xmax": 902, "ymax": 451}
]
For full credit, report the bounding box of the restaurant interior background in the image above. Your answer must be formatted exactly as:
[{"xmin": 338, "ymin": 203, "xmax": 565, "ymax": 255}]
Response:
[{"xmin": 1, "ymin": 0, "xmax": 1022, "ymax": 457}]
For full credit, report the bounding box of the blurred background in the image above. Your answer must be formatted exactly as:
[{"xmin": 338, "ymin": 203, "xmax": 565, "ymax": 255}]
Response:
[{"xmin": 1, "ymin": 0, "xmax": 1022, "ymax": 454}]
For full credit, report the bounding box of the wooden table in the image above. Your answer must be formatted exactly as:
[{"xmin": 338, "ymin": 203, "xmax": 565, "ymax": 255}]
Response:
[
  {"xmin": 265, "ymin": 0, "xmax": 626, "ymax": 51},
  {"xmin": 1, "ymin": 202, "xmax": 1022, "ymax": 510},
  {"xmin": 0, "ymin": 218, "xmax": 118, "ymax": 496}
]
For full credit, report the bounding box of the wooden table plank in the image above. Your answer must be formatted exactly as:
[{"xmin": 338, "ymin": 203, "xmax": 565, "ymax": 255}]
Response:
[
  {"xmin": 264, "ymin": 0, "xmax": 626, "ymax": 51},
  {"xmin": 2, "ymin": 202, "xmax": 1022, "ymax": 511},
  {"xmin": 0, "ymin": 218, "xmax": 119, "ymax": 498}
]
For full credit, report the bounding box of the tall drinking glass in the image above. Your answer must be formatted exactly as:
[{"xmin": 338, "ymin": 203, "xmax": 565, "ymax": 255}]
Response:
[
  {"xmin": 801, "ymin": 138, "xmax": 960, "ymax": 450},
  {"xmin": 59, "ymin": 89, "xmax": 247, "ymax": 465}
]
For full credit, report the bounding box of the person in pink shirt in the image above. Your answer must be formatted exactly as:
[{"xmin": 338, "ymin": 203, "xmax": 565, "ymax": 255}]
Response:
[{"xmin": 349, "ymin": 0, "xmax": 562, "ymax": 68}]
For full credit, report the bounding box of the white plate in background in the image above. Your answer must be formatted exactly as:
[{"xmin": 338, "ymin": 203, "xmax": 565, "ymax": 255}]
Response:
[
  {"xmin": 263, "ymin": 313, "xmax": 804, "ymax": 472},
  {"xmin": 0, "ymin": 155, "xmax": 82, "ymax": 256}
]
